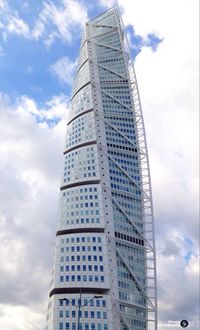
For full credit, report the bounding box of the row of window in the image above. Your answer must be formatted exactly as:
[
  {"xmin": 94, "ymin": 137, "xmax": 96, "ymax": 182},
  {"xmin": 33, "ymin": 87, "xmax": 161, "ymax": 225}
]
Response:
[
  {"xmin": 98, "ymin": 57, "xmax": 125, "ymax": 69},
  {"xmin": 60, "ymin": 265, "xmax": 104, "ymax": 272},
  {"xmin": 118, "ymin": 269, "xmax": 145, "ymax": 286},
  {"xmin": 111, "ymin": 182, "xmax": 141, "ymax": 196},
  {"xmin": 114, "ymin": 213, "xmax": 143, "ymax": 230},
  {"xmin": 63, "ymin": 187, "xmax": 98, "ymax": 196},
  {"xmin": 107, "ymin": 142, "xmax": 137, "ymax": 153},
  {"xmin": 110, "ymin": 174, "xmax": 139, "ymax": 188},
  {"xmin": 106, "ymin": 130, "xmax": 136, "ymax": 142},
  {"xmin": 59, "ymin": 323, "xmax": 108, "ymax": 330},
  {"xmin": 114, "ymin": 209, "xmax": 142, "ymax": 224},
  {"xmin": 101, "ymin": 84, "xmax": 130, "ymax": 90},
  {"xmin": 114, "ymin": 222, "xmax": 138, "ymax": 236},
  {"xmin": 115, "ymin": 231, "xmax": 144, "ymax": 246},
  {"xmin": 116, "ymin": 242, "xmax": 144, "ymax": 257},
  {"xmin": 112, "ymin": 191, "xmax": 142, "ymax": 204},
  {"xmin": 61, "ymin": 210, "xmax": 100, "ymax": 217},
  {"xmin": 59, "ymin": 298, "xmax": 106, "ymax": 307},
  {"xmin": 108, "ymin": 150, "xmax": 138, "ymax": 161},
  {"xmin": 63, "ymin": 194, "xmax": 98, "ymax": 202},
  {"xmin": 65, "ymin": 147, "xmax": 95, "ymax": 158},
  {"xmin": 106, "ymin": 127, "xmax": 136, "ymax": 141},
  {"xmin": 61, "ymin": 236, "xmax": 102, "ymax": 244},
  {"xmin": 110, "ymin": 169, "xmax": 140, "ymax": 183},
  {"xmin": 62, "ymin": 202, "xmax": 99, "ymax": 208},
  {"xmin": 64, "ymin": 164, "xmax": 96, "ymax": 173},
  {"xmin": 62, "ymin": 217, "xmax": 100, "ymax": 225},
  {"xmin": 61, "ymin": 246, "xmax": 103, "ymax": 253},
  {"xmin": 96, "ymin": 34, "xmax": 120, "ymax": 49},
  {"xmin": 61, "ymin": 255, "xmax": 103, "ymax": 263},
  {"xmin": 119, "ymin": 290, "xmax": 145, "ymax": 306},
  {"xmin": 59, "ymin": 310, "xmax": 107, "ymax": 319},
  {"xmin": 117, "ymin": 259, "xmax": 145, "ymax": 276},
  {"xmin": 60, "ymin": 275, "xmax": 105, "ymax": 283},
  {"xmin": 105, "ymin": 115, "xmax": 134, "ymax": 125},
  {"xmin": 103, "ymin": 108, "xmax": 132, "ymax": 116},
  {"xmin": 64, "ymin": 172, "xmax": 97, "ymax": 182}
]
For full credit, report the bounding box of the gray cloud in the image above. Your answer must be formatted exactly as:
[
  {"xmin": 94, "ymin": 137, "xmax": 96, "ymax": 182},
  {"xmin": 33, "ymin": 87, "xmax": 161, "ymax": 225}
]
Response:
[
  {"xmin": 0, "ymin": 93, "xmax": 67, "ymax": 328},
  {"xmin": 162, "ymin": 239, "xmax": 181, "ymax": 257}
]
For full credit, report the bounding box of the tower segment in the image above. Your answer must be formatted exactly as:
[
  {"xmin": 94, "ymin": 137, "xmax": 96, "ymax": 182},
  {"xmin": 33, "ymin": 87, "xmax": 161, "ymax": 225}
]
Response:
[{"xmin": 46, "ymin": 6, "xmax": 157, "ymax": 330}]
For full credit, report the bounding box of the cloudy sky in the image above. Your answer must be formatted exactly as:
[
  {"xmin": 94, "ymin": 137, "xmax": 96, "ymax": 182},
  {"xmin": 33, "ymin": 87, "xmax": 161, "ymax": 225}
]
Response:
[{"xmin": 0, "ymin": 0, "xmax": 199, "ymax": 329}]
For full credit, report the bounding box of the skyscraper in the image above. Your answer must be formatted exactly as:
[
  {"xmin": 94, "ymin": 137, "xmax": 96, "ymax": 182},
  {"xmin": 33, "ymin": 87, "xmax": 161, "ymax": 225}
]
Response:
[{"xmin": 46, "ymin": 6, "xmax": 157, "ymax": 330}]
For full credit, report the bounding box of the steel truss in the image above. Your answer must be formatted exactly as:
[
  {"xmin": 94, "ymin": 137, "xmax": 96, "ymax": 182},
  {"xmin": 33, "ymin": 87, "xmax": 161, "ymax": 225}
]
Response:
[{"xmin": 87, "ymin": 6, "xmax": 157, "ymax": 330}]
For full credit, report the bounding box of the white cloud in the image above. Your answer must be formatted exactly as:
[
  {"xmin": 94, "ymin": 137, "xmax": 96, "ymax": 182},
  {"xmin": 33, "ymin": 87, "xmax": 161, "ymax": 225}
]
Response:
[
  {"xmin": 18, "ymin": 93, "xmax": 69, "ymax": 121},
  {"xmin": 0, "ymin": 0, "xmax": 88, "ymax": 45},
  {"xmin": 32, "ymin": 0, "xmax": 88, "ymax": 45},
  {"xmin": 49, "ymin": 56, "xmax": 77, "ymax": 85},
  {"xmin": 0, "ymin": 1, "xmax": 30, "ymax": 38},
  {"xmin": 0, "ymin": 0, "xmax": 7, "ymax": 10},
  {"xmin": 6, "ymin": 15, "xmax": 30, "ymax": 37},
  {"xmin": 0, "ymin": 92, "xmax": 68, "ymax": 330},
  {"xmin": 0, "ymin": 305, "xmax": 43, "ymax": 330}
]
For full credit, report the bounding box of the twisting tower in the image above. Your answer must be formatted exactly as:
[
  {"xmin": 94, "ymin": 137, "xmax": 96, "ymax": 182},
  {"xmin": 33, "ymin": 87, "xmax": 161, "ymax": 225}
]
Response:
[{"xmin": 46, "ymin": 6, "xmax": 157, "ymax": 330}]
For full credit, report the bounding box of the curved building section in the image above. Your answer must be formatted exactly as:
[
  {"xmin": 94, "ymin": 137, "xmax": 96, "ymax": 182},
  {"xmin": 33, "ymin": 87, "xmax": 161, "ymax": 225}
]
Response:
[{"xmin": 46, "ymin": 6, "xmax": 157, "ymax": 330}]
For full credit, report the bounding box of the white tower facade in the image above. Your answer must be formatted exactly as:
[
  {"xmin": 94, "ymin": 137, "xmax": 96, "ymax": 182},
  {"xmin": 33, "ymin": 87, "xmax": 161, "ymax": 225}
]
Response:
[{"xmin": 46, "ymin": 7, "xmax": 157, "ymax": 330}]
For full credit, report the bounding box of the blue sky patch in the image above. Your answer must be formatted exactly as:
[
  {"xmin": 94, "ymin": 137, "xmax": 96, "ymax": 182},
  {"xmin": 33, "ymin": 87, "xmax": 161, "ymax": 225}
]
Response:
[
  {"xmin": 0, "ymin": 1, "xmax": 163, "ymax": 110},
  {"xmin": 126, "ymin": 24, "xmax": 163, "ymax": 58}
]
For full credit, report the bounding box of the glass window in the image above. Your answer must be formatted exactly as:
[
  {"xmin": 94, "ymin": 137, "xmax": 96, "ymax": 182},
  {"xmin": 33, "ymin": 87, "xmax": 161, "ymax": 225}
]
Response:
[
  {"xmin": 103, "ymin": 312, "xmax": 107, "ymax": 319},
  {"xmin": 97, "ymin": 311, "xmax": 101, "ymax": 318},
  {"xmin": 102, "ymin": 300, "xmax": 106, "ymax": 307},
  {"xmin": 96, "ymin": 300, "xmax": 100, "ymax": 307},
  {"xmin": 85, "ymin": 324, "xmax": 89, "ymax": 330}
]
